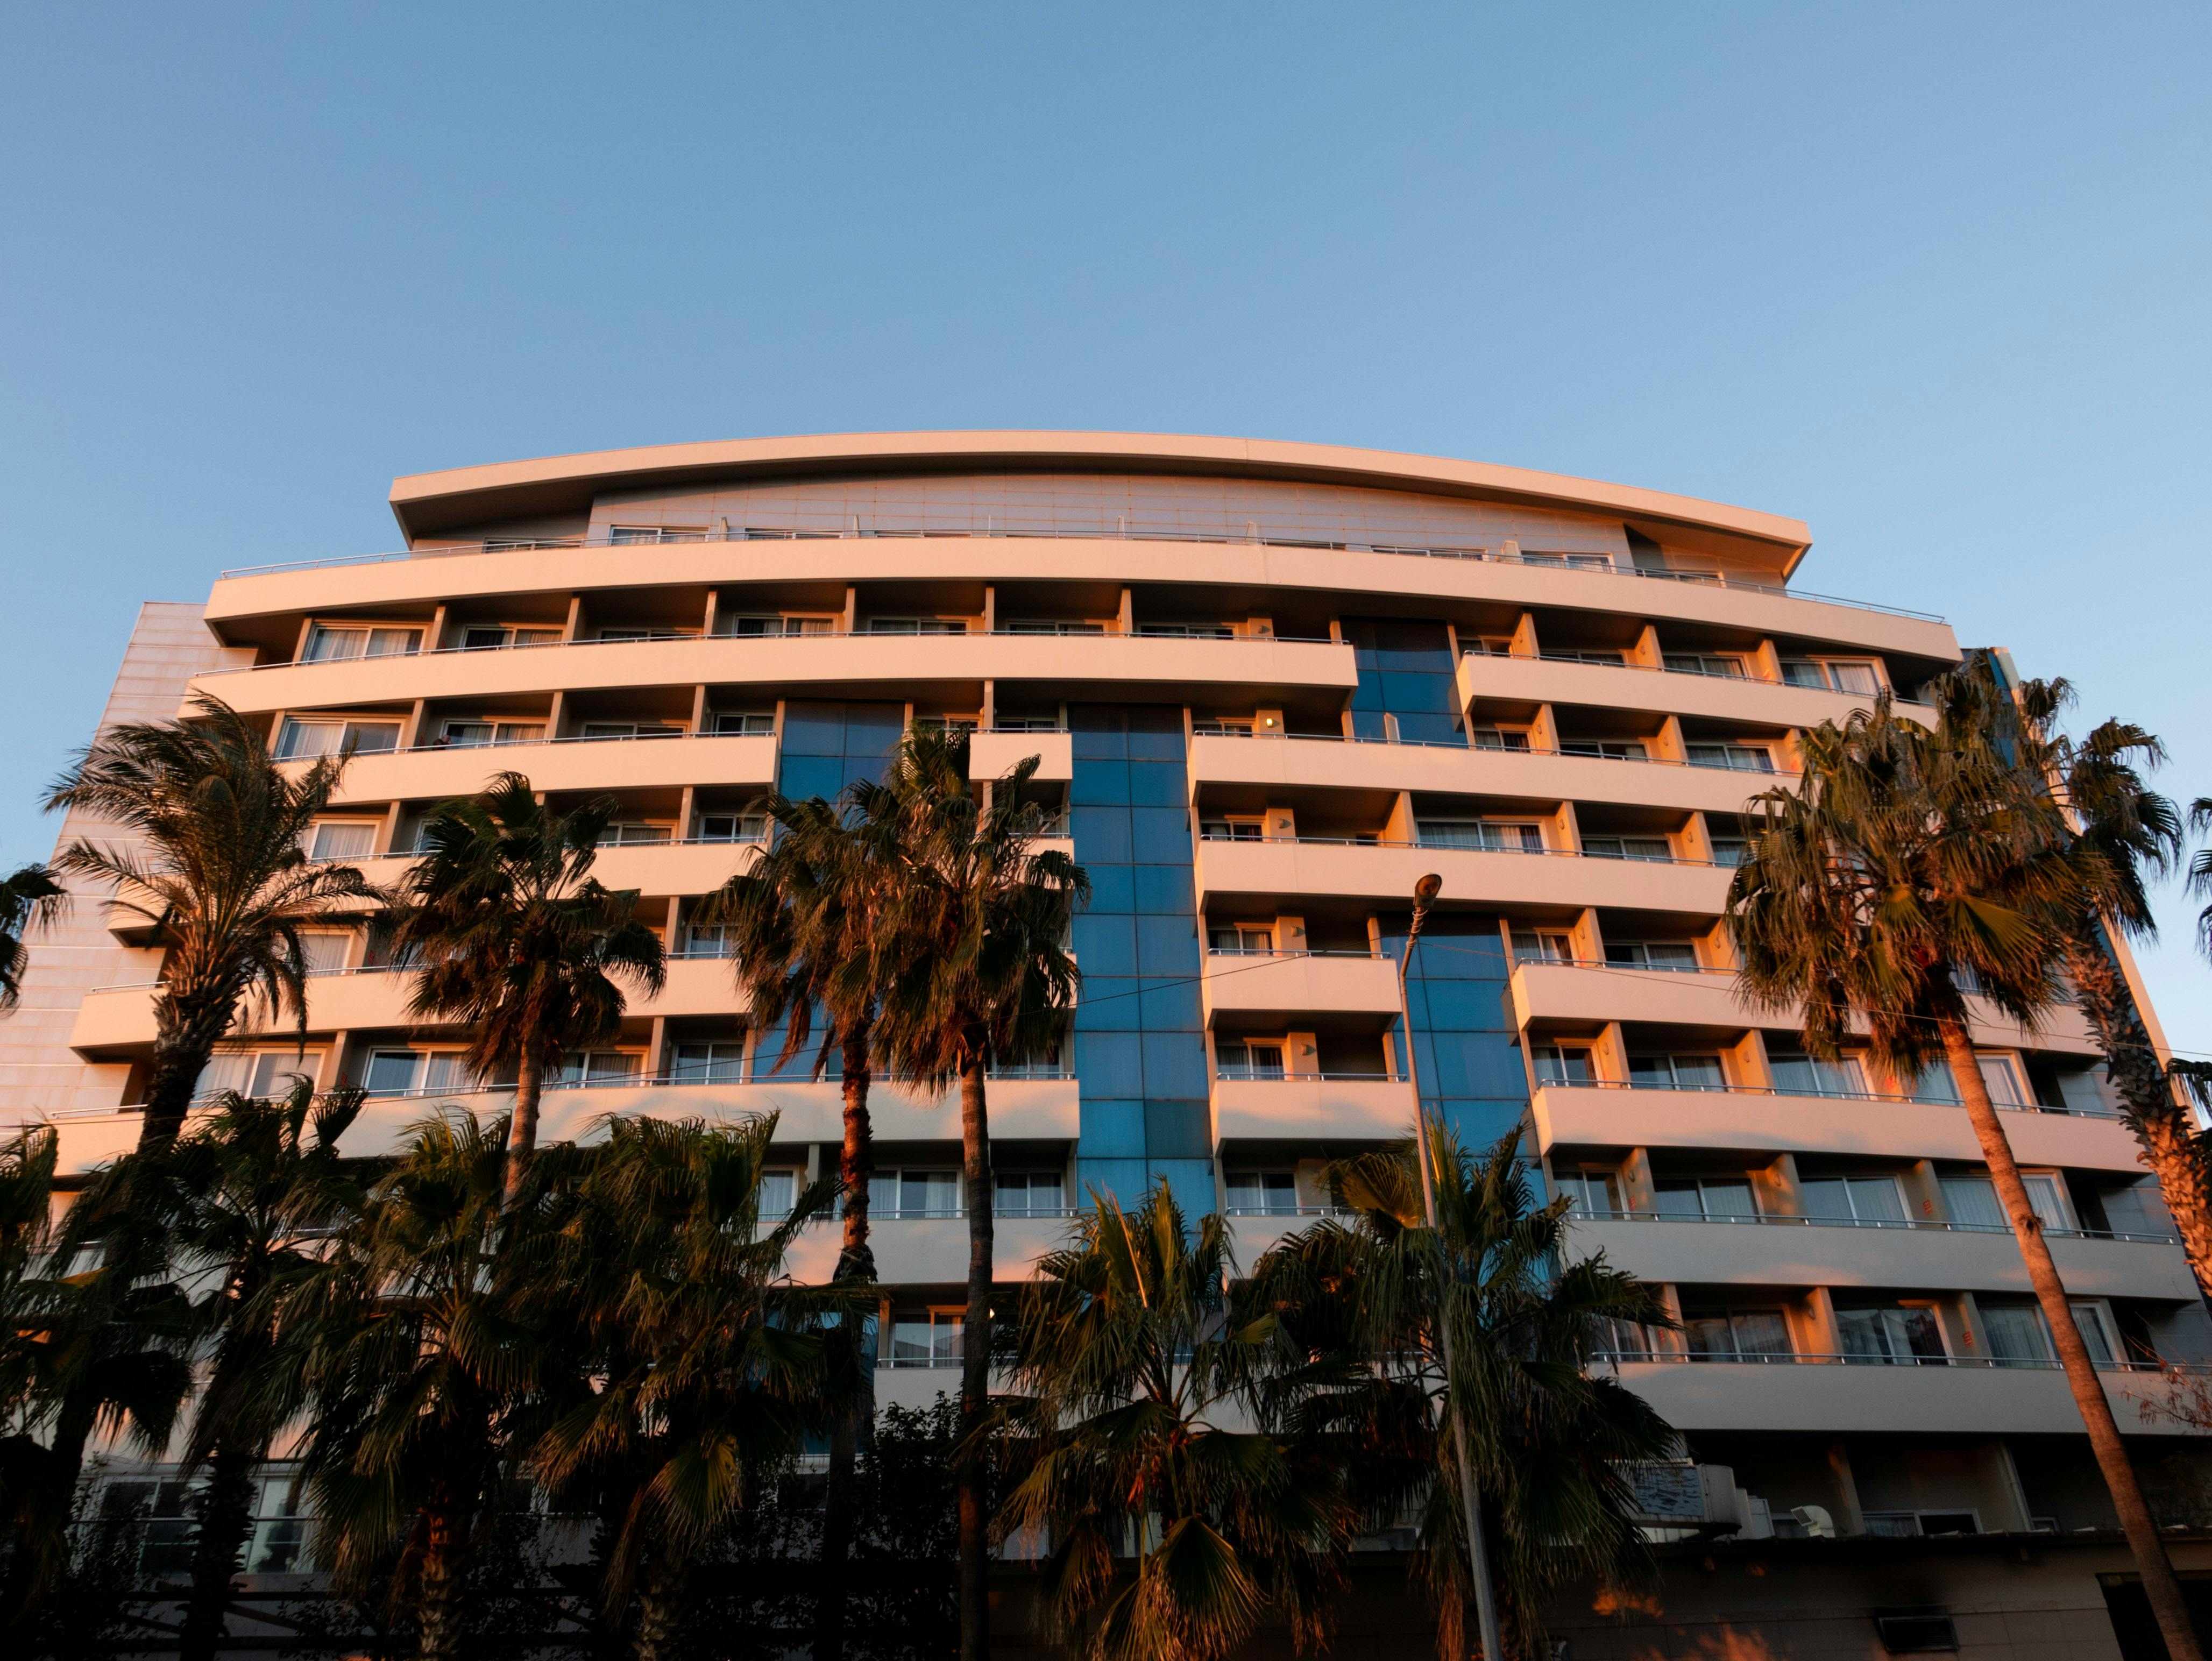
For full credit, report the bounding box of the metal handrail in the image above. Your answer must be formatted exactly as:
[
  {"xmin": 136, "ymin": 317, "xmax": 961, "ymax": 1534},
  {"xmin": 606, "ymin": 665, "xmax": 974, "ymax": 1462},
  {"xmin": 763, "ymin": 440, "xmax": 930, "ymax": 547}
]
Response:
[
  {"xmin": 1595, "ymin": 1350, "xmax": 2212, "ymax": 1374},
  {"xmin": 1474, "ymin": 646, "xmax": 1927, "ymax": 703},
  {"xmin": 1197, "ymin": 830, "xmax": 1724, "ymax": 868},
  {"xmin": 1204, "ymin": 946, "xmax": 1386, "ymax": 959},
  {"xmin": 1565, "ymin": 1206, "xmax": 2175, "ymax": 1246},
  {"xmin": 1538, "ymin": 1076, "xmax": 2126, "ymax": 1122},
  {"xmin": 1189, "ymin": 724, "xmax": 1807, "ymax": 776},
  {"xmin": 1215, "ymin": 1069, "xmax": 1402, "ymax": 1083},
  {"xmin": 214, "ymin": 526, "xmax": 1945, "ymax": 622}
]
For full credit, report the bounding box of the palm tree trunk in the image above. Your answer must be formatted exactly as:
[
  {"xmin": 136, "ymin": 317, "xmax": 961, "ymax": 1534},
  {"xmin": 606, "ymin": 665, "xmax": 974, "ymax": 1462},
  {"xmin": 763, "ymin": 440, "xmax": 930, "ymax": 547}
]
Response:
[
  {"xmin": 1939, "ymin": 1014, "xmax": 2203, "ymax": 1661},
  {"xmin": 814, "ymin": 1023, "xmax": 877, "ymax": 1661},
  {"xmin": 503, "ymin": 1049, "xmax": 545, "ymax": 1204},
  {"xmin": 632, "ymin": 1547, "xmax": 691, "ymax": 1661},
  {"xmin": 141, "ymin": 982, "xmax": 238, "ymax": 1150},
  {"xmin": 2064, "ymin": 926, "xmax": 2212, "ymax": 1296},
  {"xmin": 415, "ymin": 1496, "xmax": 466, "ymax": 1661},
  {"xmin": 178, "ymin": 1444, "xmax": 259, "ymax": 1661},
  {"xmin": 956, "ymin": 1050, "xmax": 994, "ymax": 1661}
]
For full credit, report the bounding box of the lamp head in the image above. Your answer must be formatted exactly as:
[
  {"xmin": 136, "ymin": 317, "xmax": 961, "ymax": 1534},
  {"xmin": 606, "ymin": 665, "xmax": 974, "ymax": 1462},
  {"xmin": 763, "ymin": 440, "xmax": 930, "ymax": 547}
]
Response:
[{"xmin": 1413, "ymin": 872, "xmax": 1443, "ymax": 915}]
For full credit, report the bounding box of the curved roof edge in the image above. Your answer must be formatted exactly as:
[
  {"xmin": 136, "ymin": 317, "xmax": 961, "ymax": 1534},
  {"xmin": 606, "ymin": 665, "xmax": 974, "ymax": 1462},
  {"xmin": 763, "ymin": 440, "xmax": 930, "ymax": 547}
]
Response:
[{"xmin": 388, "ymin": 430, "xmax": 1812, "ymax": 571}]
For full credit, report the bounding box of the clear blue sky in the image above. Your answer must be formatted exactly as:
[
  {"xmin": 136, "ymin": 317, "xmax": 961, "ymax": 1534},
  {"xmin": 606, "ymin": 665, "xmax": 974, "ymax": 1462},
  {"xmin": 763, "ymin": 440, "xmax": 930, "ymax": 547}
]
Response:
[{"xmin": 3, "ymin": 5, "xmax": 2208, "ymax": 1048}]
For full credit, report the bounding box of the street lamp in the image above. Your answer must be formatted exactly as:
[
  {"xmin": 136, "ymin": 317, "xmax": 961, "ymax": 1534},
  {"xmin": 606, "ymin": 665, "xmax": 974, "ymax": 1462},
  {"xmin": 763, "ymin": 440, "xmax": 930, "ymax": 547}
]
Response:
[{"xmin": 1395, "ymin": 874, "xmax": 1505, "ymax": 1661}]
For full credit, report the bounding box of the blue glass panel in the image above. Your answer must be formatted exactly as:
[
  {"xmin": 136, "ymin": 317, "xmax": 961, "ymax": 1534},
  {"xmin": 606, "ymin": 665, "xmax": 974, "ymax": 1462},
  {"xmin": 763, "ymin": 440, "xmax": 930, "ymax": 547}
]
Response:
[
  {"xmin": 1069, "ymin": 806, "xmax": 1132, "ymax": 863},
  {"xmin": 1136, "ymin": 915, "xmax": 1197, "ymax": 976},
  {"xmin": 1129, "ymin": 762, "xmax": 1188, "ymax": 806},
  {"xmin": 1132, "ymin": 863, "xmax": 1193, "ymax": 915},
  {"xmin": 1138, "ymin": 979, "xmax": 1203, "ymax": 1032},
  {"xmin": 1349, "ymin": 710, "xmax": 1389, "ymax": 740},
  {"xmin": 1075, "ymin": 1155, "xmax": 1149, "ymax": 1199},
  {"xmin": 1072, "ymin": 915, "xmax": 1137, "ymax": 976},
  {"xmin": 1070, "ymin": 761, "xmax": 1130, "ymax": 806},
  {"xmin": 1395, "ymin": 712, "xmax": 1462, "ymax": 744},
  {"xmin": 778, "ymin": 758, "xmax": 846, "ymax": 803},
  {"xmin": 1131, "ymin": 807, "xmax": 1193, "ymax": 864},
  {"xmin": 1142, "ymin": 1035, "xmax": 1210, "ymax": 1099},
  {"xmin": 1127, "ymin": 726, "xmax": 1185, "ymax": 763},
  {"xmin": 1074, "ymin": 1032, "xmax": 1145, "ymax": 1096},
  {"xmin": 1142, "ymin": 1104, "xmax": 1213, "ymax": 1159},
  {"xmin": 1083, "ymin": 863, "xmax": 1136, "ymax": 914},
  {"xmin": 781, "ymin": 701, "xmax": 847, "ymax": 756},
  {"xmin": 1075, "ymin": 1111, "xmax": 1147, "ymax": 1158},
  {"xmin": 1437, "ymin": 1102, "xmax": 1526, "ymax": 1148},
  {"xmin": 1074, "ymin": 977, "xmax": 1143, "ymax": 1031}
]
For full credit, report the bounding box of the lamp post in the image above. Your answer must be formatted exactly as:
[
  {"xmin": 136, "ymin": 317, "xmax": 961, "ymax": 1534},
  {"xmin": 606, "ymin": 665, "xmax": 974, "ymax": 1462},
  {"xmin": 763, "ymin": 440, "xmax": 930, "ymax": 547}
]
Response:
[{"xmin": 1397, "ymin": 874, "xmax": 1506, "ymax": 1661}]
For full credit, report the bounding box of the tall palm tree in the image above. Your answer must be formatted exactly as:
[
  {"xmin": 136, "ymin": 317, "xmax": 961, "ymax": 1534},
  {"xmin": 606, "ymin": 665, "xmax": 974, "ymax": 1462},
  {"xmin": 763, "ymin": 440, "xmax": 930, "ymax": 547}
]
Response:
[
  {"xmin": 392, "ymin": 772, "xmax": 667, "ymax": 1202},
  {"xmin": 155, "ymin": 1078, "xmax": 365, "ymax": 1661},
  {"xmin": 529, "ymin": 1113, "xmax": 851, "ymax": 1661},
  {"xmin": 1728, "ymin": 691, "xmax": 2204, "ymax": 1661},
  {"xmin": 0, "ymin": 1126, "xmax": 65, "ymax": 1631},
  {"xmin": 1253, "ymin": 1126, "xmax": 1674, "ymax": 1661},
  {"xmin": 290, "ymin": 1110, "xmax": 550, "ymax": 1661},
  {"xmin": 1936, "ymin": 665, "xmax": 2212, "ymax": 1295},
  {"xmin": 0, "ymin": 864, "xmax": 65, "ymax": 1012},
  {"xmin": 699, "ymin": 785, "xmax": 904, "ymax": 1661},
  {"xmin": 997, "ymin": 1182, "xmax": 1351, "ymax": 1661},
  {"xmin": 43, "ymin": 694, "xmax": 375, "ymax": 1148},
  {"xmin": 864, "ymin": 727, "xmax": 1087, "ymax": 1661}
]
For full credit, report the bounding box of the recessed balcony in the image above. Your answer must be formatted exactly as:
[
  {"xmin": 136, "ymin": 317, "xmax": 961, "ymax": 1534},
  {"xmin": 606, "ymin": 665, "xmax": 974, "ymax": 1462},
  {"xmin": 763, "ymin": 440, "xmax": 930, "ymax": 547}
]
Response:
[
  {"xmin": 1193, "ymin": 834, "xmax": 1731, "ymax": 915},
  {"xmin": 1530, "ymin": 1081, "xmax": 2147, "ymax": 1174},
  {"xmin": 309, "ymin": 731, "xmax": 780, "ymax": 807},
  {"xmin": 1199, "ymin": 948, "xmax": 1402, "ymax": 1027},
  {"xmin": 1211, "ymin": 1072, "xmax": 1413, "ymax": 1146},
  {"xmin": 1455, "ymin": 651, "xmax": 1903, "ymax": 729}
]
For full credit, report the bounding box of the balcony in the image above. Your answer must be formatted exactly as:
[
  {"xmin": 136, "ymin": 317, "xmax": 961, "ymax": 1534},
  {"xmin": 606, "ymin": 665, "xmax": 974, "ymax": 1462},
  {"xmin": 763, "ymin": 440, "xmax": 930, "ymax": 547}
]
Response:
[
  {"xmin": 1186, "ymin": 730, "xmax": 1793, "ymax": 816},
  {"xmin": 184, "ymin": 630, "xmax": 1358, "ymax": 718},
  {"xmin": 1211, "ymin": 1073, "xmax": 1412, "ymax": 1146},
  {"xmin": 1564, "ymin": 1210, "xmax": 2195, "ymax": 1300},
  {"xmin": 1455, "ymin": 650, "xmax": 1909, "ymax": 730},
  {"xmin": 310, "ymin": 732, "xmax": 779, "ymax": 807},
  {"xmin": 1603, "ymin": 1352, "xmax": 2207, "ymax": 1437},
  {"xmin": 1531, "ymin": 1081, "xmax": 2147, "ymax": 1175},
  {"xmin": 1200, "ymin": 948, "xmax": 1402, "ymax": 1027},
  {"xmin": 1508, "ymin": 961, "xmax": 2103, "ymax": 1059},
  {"xmin": 1193, "ymin": 834, "xmax": 1731, "ymax": 914}
]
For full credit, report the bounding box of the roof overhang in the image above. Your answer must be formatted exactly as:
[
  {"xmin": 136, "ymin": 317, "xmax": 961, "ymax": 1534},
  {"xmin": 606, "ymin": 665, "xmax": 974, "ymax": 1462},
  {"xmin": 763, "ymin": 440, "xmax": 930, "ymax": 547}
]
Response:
[{"xmin": 389, "ymin": 431, "xmax": 1813, "ymax": 574}]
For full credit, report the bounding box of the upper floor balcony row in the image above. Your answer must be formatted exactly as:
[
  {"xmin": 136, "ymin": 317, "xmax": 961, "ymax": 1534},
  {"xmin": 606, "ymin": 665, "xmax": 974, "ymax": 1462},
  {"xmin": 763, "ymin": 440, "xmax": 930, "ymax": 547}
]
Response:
[{"xmin": 200, "ymin": 524, "xmax": 1958, "ymax": 668}]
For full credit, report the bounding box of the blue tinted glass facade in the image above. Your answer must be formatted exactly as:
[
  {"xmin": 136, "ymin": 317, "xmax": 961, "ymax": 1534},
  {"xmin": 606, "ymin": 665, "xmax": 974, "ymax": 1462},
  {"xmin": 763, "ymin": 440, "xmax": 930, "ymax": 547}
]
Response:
[
  {"xmin": 1344, "ymin": 618, "xmax": 1463, "ymax": 745},
  {"xmin": 776, "ymin": 700, "xmax": 905, "ymax": 802},
  {"xmin": 1381, "ymin": 914, "xmax": 1530, "ymax": 1154},
  {"xmin": 1068, "ymin": 706, "xmax": 1212, "ymax": 1209}
]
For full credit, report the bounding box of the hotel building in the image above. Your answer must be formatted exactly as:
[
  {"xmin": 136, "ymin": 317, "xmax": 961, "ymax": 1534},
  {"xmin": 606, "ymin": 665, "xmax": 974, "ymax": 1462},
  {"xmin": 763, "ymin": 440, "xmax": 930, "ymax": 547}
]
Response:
[{"xmin": 5, "ymin": 433, "xmax": 2208, "ymax": 1643}]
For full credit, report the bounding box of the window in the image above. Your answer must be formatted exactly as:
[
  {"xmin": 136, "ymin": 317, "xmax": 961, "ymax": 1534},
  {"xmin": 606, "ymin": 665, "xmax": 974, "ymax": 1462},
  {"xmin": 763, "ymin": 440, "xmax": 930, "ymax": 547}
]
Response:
[
  {"xmin": 997, "ymin": 1171, "xmax": 1067, "ymax": 1215},
  {"xmin": 681, "ymin": 922, "xmax": 739, "ymax": 958},
  {"xmin": 1582, "ymin": 834, "xmax": 1672, "ymax": 862},
  {"xmin": 363, "ymin": 1050, "xmax": 475, "ymax": 1096},
  {"xmin": 871, "ymin": 1170, "xmax": 961, "ymax": 1217},
  {"xmin": 1653, "ymin": 1177, "xmax": 1758, "ymax": 1219},
  {"xmin": 1591, "ymin": 1316, "xmax": 1653, "ymax": 1357},
  {"xmin": 1686, "ymin": 742, "xmax": 1776, "ymax": 773},
  {"xmin": 1977, "ymin": 1055, "xmax": 2029, "ymax": 1106},
  {"xmin": 1800, "ymin": 1175, "xmax": 1908, "ymax": 1226},
  {"xmin": 1192, "ymin": 716, "xmax": 1256, "ymax": 736},
  {"xmin": 1200, "ymin": 817, "xmax": 1264, "ymax": 840},
  {"xmin": 1512, "ymin": 929, "xmax": 1575, "ymax": 964},
  {"xmin": 1210, "ymin": 924, "xmax": 1277, "ymax": 954},
  {"xmin": 1908, "ymin": 1059, "xmax": 1961, "ymax": 1104},
  {"xmin": 2022, "ymin": 1173, "xmax": 2073, "ymax": 1232},
  {"xmin": 459, "ymin": 625, "xmax": 561, "ymax": 650},
  {"xmin": 598, "ymin": 822, "xmax": 673, "ymax": 846},
  {"xmin": 760, "ymin": 1170, "xmax": 797, "ymax": 1218},
  {"xmin": 1554, "ymin": 1168, "xmax": 1621, "ymax": 1216},
  {"xmin": 1469, "ymin": 726, "xmax": 1532, "ymax": 751},
  {"xmin": 1607, "ymin": 941, "xmax": 1699, "ymax": 971},
  {"xmin": 1136, "ymin": 622, "xmax": 1234, "ymax": 638},
  {"xmin": 710, "ymin": 711, "xmax": 776, "ymax": 735},
  {"xmin": 1781, "ymin": 659, "xmax": 1881, "ymax": 694},
  {"xmin": 1532, "ymin": 1045, "xmax": 1596, "ymax": 1085},
  {"xmin": 697, "ymin": 812, "xmax": 767, "ymax": 843},
  {"xmin": 580, "ymin": 721, "xmax": 685, "ymax": 740},
  {"xmin": 1226, "ymin": 1171, "xmax": 1299, "ymax": 1215},
  {"xmin": 994, "ymin": 713, "xmax": 1065, "ymax": 731},
  {"xmin": 1709, "ymin": 837, "xmax": 1748, "ymax": 867},
  {"xmin": 868, "ymin": 617, "xmax": 967, "ymax": 635},
  {"xmin": 299, "ymin": 933, "xmax": 351, "ymax": 975},
  {"xmin": 1837, "ymin": 1304, "xmax": 1947, "ymax": 1366},
  {"xmin": 1980, "ymin": 1301, "xmax": 2052, "ymax": 1366},
  {"xmin": 1939, "ymin": 1175, "xmax": 2007, "ymax": 1229},
  {"xmin": 305, "ymin": 819, "xmax": 378, "ymax": 860},
  {"xmin": 194, "ymin": 1049, "xmax": 324, "ymax": 1101},
  {"xmin": 1768, "ymin": 1049, "xmax": 1869, "ymax": 1098},
  {"xmin": 1630, "ymin": 1054, "xmax": 1728, "ymax": 1091},
  {"xmin": 275, "ymin": 718, "xmax": 401, "ymax": 759},
  {"xmin": 1216, "ymin": 1041, "xmax": 1287, "ymax": 1080},
  {"xmin": 1516, "ymin": 551, "xmax": 1613, "ymax": 571},
  {"xmin": 1464, "ymin": 636, "xmax": 1519, "ymax": 656},
  {"xmin": 303, "ymin": 624, "xmax": 422, "ymax": 662},
  {"xmin": 670, "ymin": 1041, "xmax": 745, "ymax": 1083},
  {"xmin": 889, "ymin": 1309, "xmax": 963, "ymax": 1366},
  {"xmin": 608, "ymin": 524, "xmax": 703, "ymax": 544},
  {"xmin": 439, "ymin": 720, "xmax": 544, "ymax": 747},
  {"xmin": 1684, "ymin": 1309, "xmax": 1792, "ymax": 1360},
  {"xmin": 1004, "ymin": 620, "xmax": 1105, "ymax": 636},
  {"xmin": 1549, "ymin": 648, "xmax": 1629, "ymax": 666},
  {"xmin": 553, "ymin": 1051, "xmax": 641, "ymax": 1088},
  {"xmin": 1663, "ymin": 652, "xmax": 1746, "ymax": 678},
  {"xmin": 2072, "ymin": 1301, "xmax": 2120, "ymax": 1366},
  {"xmin": 100, "ymin": 1477, "xmax": 200, "ymax": 1577},
  {"xmin": 1561, "ymin": 738, "xmax": 1649, "ymax": 760},
  {"xmin": 719, "ymin": 613, "xmax": 835, "ymax": 636},
  {"xmin": 1418, "ymin": 819, "xmax": 1543, "ymax": 852}
]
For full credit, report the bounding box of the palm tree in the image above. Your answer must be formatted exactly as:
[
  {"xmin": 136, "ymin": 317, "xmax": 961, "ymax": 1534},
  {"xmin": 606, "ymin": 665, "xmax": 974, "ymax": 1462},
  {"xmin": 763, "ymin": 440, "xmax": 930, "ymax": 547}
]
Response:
[
  {"xmin": 0, "ymin": 864, "xmax": 65, "ymax": 1012},
  {"xmin": 0, "ymin": 1126, "xmax": 65, "ymax": 1630},
  {"xmin": 392, "ymin": 772, "xmax": 667, "ymax": 1202},
  {"xmin": 529, "ymin": 1113, "xmax": 851, "ymax": 1661},
  {"xmin": 1727, "ymin": 691, "xmax": 2205, "ymax": 1661},
  {"xmin": 154, "ymin": 1078, "xmax": 365, "ymax": 1661},
  {"xmin": 290, "ymin": 1110, "xmax": 549, "ymax": 1661},
  {"xmin": 44, "ymin": 693, "xmax": 375, "ymax": 1148},
  {"xmin": 864, "ymin": 727, "xmax": 1087, "ymax": 1661},
  {"xmin": 996, "ymin": 1182, "xmax": 1351, "ymax": 1661},
  {"xmin": 1935, "ymin": 665, "xmax": 2212, "ymax": 1296},
  {"xmin": 699, "ymin": 785, "xmax": 904, "ymax": 1661},
  {"xmin": 1253, "ymin": 1126, "xmax": 1675, "ymax": 1661}
]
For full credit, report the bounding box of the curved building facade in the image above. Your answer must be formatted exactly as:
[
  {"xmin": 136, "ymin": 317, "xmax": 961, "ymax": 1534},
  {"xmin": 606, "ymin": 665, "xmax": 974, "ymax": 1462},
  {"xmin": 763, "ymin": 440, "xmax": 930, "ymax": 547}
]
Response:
[{"xmin": 9, "ymin": 431, "xmax": 2208, "ymax": 1561}]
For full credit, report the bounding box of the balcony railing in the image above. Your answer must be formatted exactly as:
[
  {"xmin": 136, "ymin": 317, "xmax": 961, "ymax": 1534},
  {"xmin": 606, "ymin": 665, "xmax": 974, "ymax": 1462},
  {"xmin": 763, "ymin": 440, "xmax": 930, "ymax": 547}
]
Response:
[
  {"xmin": 1197, "ymin": 831, "xmax": 1726, "ymax": 868},
  {"xmin": 1542, "ymin": 1076, "xmax": 2125, "ymax": 1123},
  {"xmin": 215, "ymin": 524, "xmax": 1943, "ymax": 622},
  {"xmin": 1594, "ymin": 1350, "xmax": 2212, "ymax": 1374},
  {"xmin": 1564, "ymin": 1206, "xmax": 2175, "ymax": 1247},
  {"xmin": 1468, "ymin": 646, "xmax": 1929, "ymax": 705},
  {"xmin": 1190, "ymin": 724, "xmax": 1806, "ymax": 777},
  {"xmin": 1214, "ymin": 1070, "xmax": 1402, "ymax": 1084}
]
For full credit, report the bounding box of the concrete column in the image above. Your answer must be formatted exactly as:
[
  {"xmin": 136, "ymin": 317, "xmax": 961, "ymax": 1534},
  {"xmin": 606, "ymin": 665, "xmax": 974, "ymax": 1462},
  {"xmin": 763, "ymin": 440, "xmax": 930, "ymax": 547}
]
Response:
[
  {"xmin": 561, "ymin": 596, "xmax": 584, "ymax": 642},
  {"xmin": 1825, "ymin": 1443, "xmax": 1867, "ymax": 1535},
  {"xmin": 1630, "ymin": 623, "xmax": 1665, "ymax": 670},
  {"xmin": 1654, "ymin": 713, "xmax": 1689, "ymax": 763}
]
